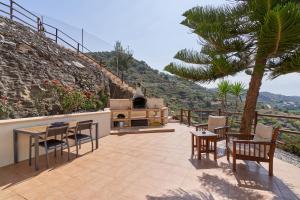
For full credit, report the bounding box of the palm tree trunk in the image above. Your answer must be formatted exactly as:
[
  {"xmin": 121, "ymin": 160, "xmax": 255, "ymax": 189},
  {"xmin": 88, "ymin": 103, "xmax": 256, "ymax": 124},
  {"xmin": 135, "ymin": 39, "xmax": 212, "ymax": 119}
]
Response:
[{"xmin": 240, "ymin": 58, "xmax": 266, "ymax": 134}]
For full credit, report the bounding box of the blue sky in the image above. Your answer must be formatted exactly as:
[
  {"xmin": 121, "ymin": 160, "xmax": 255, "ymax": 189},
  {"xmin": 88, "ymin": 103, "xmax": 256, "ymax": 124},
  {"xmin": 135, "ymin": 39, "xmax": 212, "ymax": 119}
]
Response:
[{"xmin": 20, "ymin": 0, "xmax": 300, "ymax": 96}]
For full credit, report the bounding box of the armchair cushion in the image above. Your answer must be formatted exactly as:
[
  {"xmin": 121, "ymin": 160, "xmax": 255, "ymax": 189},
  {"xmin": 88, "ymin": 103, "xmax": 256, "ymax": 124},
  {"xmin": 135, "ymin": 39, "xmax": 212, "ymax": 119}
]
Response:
[
  {"xmin": 254, "ymin": 124, "xmax": 273, "ymax": 142},
  {"xmin": 208, "ymin": 115, "xmax": 226, "ymax": 132}
]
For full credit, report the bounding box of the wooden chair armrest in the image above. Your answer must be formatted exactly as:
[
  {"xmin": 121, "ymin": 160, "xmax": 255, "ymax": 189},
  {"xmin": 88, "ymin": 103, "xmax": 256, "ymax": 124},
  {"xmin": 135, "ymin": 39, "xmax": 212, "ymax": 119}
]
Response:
[
  {"xmin": 233, "ymin": 140, "xmax": 272, "ymax": 145},
  {"xmin": 226, "ymin": 133, "xmax": 253, "ymax": 140},
  {"xmin": 214, "ymin": 126, "xmax": 230, "ymax": 132},
  {"xmin": 194, "ymin": 123, "xmax": 208, "ymax": 131}
]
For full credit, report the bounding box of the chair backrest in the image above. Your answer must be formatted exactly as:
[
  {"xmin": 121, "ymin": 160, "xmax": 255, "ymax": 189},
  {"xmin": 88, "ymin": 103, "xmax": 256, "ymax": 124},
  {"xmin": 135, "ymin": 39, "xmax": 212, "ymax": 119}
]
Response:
[
  {"xmin": 253, "ymin": 124, "xmax": 280, "ymax": 158},
  {"xmin": 76, "ymin": 120, "xmax": 93, "ymax": 132},
  {"xmin": 254, "ymin": 123, "xmax": 273, "ymax": 142},
  {"xmin": 45, "ymin": 123, "xmax": 69, "ymax": 139},
  {"xmin": 207, "ymin": 115, "xmax": 226, "ymax": 132}
]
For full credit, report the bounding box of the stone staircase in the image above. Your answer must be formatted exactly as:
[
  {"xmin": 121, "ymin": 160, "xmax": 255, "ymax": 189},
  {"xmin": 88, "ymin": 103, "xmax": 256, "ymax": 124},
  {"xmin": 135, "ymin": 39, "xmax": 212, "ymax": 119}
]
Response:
[{"xmin": 77, "ymin": 53, "xmax": 136, "ymax": 95}]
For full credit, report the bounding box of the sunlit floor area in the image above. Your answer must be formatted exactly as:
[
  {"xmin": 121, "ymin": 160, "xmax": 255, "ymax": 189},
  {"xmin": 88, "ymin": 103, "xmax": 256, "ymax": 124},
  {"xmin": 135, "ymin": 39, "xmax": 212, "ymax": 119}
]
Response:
[{"xmin": 0, "ymin": 123, "xmax": 299, "ymax": 200}]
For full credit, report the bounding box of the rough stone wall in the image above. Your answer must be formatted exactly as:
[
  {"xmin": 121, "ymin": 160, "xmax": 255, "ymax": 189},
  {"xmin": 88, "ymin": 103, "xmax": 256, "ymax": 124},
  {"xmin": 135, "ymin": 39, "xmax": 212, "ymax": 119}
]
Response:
[{"xmin": 0, "ymin": 17, "xmax": 132, "ymax": 118}]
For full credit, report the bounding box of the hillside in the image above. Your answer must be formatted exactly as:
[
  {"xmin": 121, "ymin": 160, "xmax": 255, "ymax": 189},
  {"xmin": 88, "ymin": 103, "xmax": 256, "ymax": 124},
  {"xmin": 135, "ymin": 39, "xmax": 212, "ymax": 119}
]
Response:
[
  {"xmin": 89, "ymin": 51, "xmax": 219, "ymax": 113},
  {"xmin": 90, "ymin": 51, "xmax": 300, "ymax": 114},
  {"xmin": 0, "ymin": 17, "xmax": 132, "ymax": 119},
  {"xmin": 259, "ymin": 92, "xmax": 300, "ymax": 113}
]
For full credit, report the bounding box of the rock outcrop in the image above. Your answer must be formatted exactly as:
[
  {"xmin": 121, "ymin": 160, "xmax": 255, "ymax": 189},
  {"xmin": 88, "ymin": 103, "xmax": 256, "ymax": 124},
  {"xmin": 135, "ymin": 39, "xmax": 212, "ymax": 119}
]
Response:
[{"xmin": 0, "ymin": 17, "xmax": 133, "ymax": 118}]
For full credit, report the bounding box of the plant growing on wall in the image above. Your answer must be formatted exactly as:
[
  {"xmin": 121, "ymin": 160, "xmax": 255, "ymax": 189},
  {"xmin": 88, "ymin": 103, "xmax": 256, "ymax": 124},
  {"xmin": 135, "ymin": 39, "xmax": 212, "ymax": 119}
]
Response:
[
  {"xmin": 0, "ymin": 96, "xmax": 11, "ymax": 119},
  {"xmin": 40, "ymin": 80, "xmax": 108, "ymax": 114}
]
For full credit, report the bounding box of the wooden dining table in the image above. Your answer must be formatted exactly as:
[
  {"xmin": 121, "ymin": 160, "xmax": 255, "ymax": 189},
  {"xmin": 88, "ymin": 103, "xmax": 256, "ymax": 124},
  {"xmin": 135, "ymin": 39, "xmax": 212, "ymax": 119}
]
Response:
[{"xmin": 13, "ymin": 121, "xmax": 99, "ymax": 170}]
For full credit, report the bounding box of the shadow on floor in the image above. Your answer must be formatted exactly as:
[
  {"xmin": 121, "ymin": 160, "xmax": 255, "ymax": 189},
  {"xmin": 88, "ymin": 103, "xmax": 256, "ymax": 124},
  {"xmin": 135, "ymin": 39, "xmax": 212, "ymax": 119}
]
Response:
[
  {"xmin": 148, "ymin": 160, "xmax": 300, "ymax": 200},
  {"xmin": 146, "ymin": 188, "xmax": 214, "ymax": 200}
]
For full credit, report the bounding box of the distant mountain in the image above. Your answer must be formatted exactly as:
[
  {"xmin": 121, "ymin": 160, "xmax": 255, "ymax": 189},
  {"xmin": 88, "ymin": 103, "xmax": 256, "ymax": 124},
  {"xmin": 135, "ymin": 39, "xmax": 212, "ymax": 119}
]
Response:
[{"xmin": 258, "ymin": 92, "xmax": 300, "ymax": 111}]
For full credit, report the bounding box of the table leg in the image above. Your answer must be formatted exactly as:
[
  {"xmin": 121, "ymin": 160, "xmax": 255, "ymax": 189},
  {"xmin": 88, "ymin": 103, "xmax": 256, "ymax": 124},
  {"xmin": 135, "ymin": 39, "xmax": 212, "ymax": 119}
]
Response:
[
  {"xmin": 197, "ymin": 137, "xmax": 201, "ymax": 160},
  {"xmin": 214, "ymin": 139, "xmax": 217, "ymax": 161},
  {"xmin": 95, "ymin": 123, "xmax": 99, "ymax": 149},
  {"xmin": 206, "ymin": 138, "xmax": 209, "ymax": 154},
  {"xmin": 13, "ymin": 130, "xmax": 18, "ymax": 164},
  {"xmin": 34, "ymin": 135, "xmax": 39, "ymax": 171}
]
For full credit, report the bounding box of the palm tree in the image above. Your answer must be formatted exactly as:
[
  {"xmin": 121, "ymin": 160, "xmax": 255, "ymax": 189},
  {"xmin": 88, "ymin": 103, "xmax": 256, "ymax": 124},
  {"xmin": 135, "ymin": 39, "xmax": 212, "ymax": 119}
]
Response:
[
  {"xmin": 230, "ymin": 82, "xmax": 246, "ymax": 112},
  {"xmin": 217, "ymin": 80, "xmax": 231, "ymax": 111},
  {"xmin": 165, "ymin": 1, "xmax": 300, "ymax": 134}
]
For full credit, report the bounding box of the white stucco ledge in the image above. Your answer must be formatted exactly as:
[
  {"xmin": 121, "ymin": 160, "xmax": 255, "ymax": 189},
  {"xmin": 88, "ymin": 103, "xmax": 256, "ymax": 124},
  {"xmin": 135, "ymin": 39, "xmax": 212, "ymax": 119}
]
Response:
[{"xmin": 0, "ymin": 109, "xmax": 111, "ymax": 167}]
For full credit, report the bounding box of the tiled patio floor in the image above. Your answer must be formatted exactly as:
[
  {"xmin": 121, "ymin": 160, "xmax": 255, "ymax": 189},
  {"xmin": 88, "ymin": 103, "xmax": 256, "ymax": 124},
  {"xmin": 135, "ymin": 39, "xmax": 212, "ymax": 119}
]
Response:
[{"xmin": 0, "ymin": 123, "xmax": 299, "ymax": 200}]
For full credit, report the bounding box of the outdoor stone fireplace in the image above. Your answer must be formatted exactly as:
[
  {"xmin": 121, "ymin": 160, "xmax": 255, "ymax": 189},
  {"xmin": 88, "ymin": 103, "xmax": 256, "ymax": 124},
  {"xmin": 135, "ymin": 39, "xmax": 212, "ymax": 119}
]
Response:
[{"xmin": 110, "ymin": 97, "xmax": 168, "ymax": 128}]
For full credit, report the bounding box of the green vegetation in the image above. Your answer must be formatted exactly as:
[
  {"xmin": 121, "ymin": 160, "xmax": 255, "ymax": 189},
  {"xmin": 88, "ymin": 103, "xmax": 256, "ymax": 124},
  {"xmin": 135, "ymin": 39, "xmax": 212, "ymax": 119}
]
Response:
[
  {"xmin": 217, "ymin": 80, "xmax": 231, "ymax": 111},
  {"xmin": 0, "ymin": 96, "xmax": 12, "ymax": 119},
  {"xmin": 165, "ymin": 1, "xmax": 300, "ymax": 134},
  {"xmin": 32, "ymin": 80, "xmax": 108, "ymax": 115},
  {"xmin": 89, "ymin": 51, "xmax": 218, "ymax": 113},
  {"xmin": 110, "ymin": 41, "xmax": 134, "ymax": 75}
]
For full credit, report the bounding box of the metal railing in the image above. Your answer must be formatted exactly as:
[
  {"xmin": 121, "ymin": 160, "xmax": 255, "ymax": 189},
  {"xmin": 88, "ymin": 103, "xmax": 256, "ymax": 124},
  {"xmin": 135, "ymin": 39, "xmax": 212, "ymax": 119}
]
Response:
[
  {"xmin": 0, "ymin": 0, "xmax": 127, "ymax": 84},
  {"xmin": 179, "ymin": 108, "xmax": 300, "ymax": 134}
]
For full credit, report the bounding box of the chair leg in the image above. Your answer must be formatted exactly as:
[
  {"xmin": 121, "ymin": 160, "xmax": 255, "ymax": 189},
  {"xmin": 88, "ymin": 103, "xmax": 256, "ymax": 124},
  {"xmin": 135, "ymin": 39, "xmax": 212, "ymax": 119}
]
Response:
[
  {"xmin": 29, "ymin": 136, "xmax": 32, "ymax": 166},
  {"xmin": 90, "ymin": 130, "xmax": 93, "ymax": 152},
  {"xmin": 91, "ymin": 137, "xmax": 94, "ymax": 152},
  {"xmin": 269, "ymin": 159, "xmax": 273, "ymax": 176},
  {"xmin": 227, "ymin": 150, "xmax": 230, "ymax": 161},
  {"xmin": 61, "ymin": 144, "xmax": 63, "ymax": 156},
  {"xmin": 233, "ymin": 155, "xmax": 236, "ymax": 172},
  {"xmin": 45, "ymin": 147, "xmax": 49, "ymax": 169},
  {"xmin": 54, "ymin": 135, "xmax": 57, "ymax": 157},
  {"xmin": 75, "ymin": 138, "xmax": 79, "ymax": 157},
  {"xmin": 67, "ymin": 144, "xmax": 70, "ymax": 161}
]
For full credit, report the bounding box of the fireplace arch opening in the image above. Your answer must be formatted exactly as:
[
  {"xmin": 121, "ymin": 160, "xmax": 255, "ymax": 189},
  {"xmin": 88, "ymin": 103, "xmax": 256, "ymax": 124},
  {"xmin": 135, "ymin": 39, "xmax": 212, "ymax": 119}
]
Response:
[{"xmin": 132, "ymin": 96, "xmax": 147, "ymax": 109}]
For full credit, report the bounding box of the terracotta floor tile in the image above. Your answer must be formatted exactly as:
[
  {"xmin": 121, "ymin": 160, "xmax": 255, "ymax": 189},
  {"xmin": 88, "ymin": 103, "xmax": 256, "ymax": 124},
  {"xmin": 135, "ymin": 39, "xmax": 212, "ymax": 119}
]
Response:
[{"xmin": 0, "ymin": 123, "xmax": 299, "ymax": 199}]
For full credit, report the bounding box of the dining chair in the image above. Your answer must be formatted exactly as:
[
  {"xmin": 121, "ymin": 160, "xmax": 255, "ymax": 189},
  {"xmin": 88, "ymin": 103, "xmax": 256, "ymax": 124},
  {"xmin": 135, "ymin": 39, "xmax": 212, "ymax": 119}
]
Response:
[
  {"xmin": 29, "ymin": 123, "xmax": 70, "ymax": 168},
  {"xmin": 67, "ymin": 120, "xmax": 94, "ymax": 157}
]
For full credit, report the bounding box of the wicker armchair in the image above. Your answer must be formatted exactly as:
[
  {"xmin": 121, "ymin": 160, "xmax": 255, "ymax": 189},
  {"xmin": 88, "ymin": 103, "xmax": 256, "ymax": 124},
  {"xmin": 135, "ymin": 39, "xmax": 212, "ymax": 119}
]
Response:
[
  {"xmin": 226, "ymin": 124, "xmax": 280, "ymax": 176},
  {"xmin": 195, "ymin": 115, "xmax": 229, "ymax": 141}
]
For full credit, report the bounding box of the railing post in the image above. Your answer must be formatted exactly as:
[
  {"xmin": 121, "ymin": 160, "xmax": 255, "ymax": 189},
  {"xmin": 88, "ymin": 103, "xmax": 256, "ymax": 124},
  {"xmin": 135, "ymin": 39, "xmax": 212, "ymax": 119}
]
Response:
[
  {"xmin": 188, "ymin": 110, "xmax": 191, "ymax": 126},
  {"xmin": 180, "ymin": 109, "xmax": 183, "ymax": 123},
  {"xmin": 121, "ymin": 72, "xmax": 124, "ymax": 83},
  {"xmin": 254, "ymin": 111, "xmax": 258, "ymax": 132},
  {"xmin": 77, "ymin": 43, "xmax": 80, "ymax": 53},
  {"xmin": 37, "ymin": 17, "xmax": 40, "ymax": 32},
  {"xmin": 10, "ymin": 0, "xmax": 13, "ymax": 20},
  {"xmin": 218, "ymin": 108, "xmax": 222, "ymax": 116},
  {"xmin": 55, "ymin": 28, "xmax": 58, "ymax": 43}
]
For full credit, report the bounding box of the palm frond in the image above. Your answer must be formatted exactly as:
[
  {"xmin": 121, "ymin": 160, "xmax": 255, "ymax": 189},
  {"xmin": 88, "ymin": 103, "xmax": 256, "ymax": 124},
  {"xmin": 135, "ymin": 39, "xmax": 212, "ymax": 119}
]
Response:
[
  {"xmin": 174, "ymin": 49, "xmax": 211, "ymax": 65},
  {"xmin": 269, "ymin": 50, "xmax": 300, "ymax": 78},
  {"xmin": 165, "ymin": 56, "xmax": 246, "ymax": 83},
  {"xmin": 259, "ymin": 2, "xmax": 300, "ymax": 57}
]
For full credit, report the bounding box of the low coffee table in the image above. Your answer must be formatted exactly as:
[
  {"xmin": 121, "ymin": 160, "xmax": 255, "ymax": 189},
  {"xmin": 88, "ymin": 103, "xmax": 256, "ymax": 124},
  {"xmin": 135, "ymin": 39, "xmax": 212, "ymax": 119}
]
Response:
[{"xmin": 190, "ymin": 130, "xmax": 217, "ymax": 160}]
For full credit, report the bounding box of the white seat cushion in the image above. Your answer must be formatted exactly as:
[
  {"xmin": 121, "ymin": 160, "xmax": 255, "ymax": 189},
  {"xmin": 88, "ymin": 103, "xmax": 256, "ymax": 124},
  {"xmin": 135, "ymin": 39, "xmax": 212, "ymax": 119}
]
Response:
[
  {"xmin": 207, "ymin": 115, "xmax": 226, "ymax": 132},
  {"xmin": 253, "ymin": 124, "xmax": 273, "ymax": 142}
]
